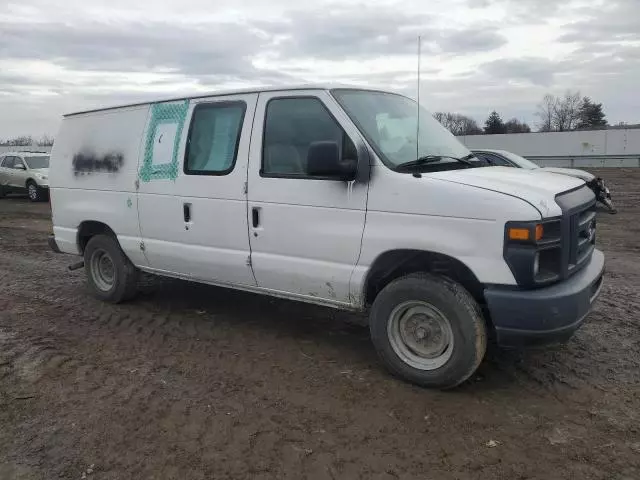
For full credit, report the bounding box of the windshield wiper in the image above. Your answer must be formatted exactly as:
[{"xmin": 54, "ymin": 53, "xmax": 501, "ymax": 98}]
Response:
[
  {"xmin": 395, "ymin": 155, "xmax": 443, "ymax": 171},
  {"xmin": 396, "ymin": 154, "xmax": 476, "ymax": 172},
  {"xmin": 457, "ymin": 153, "xmax": 477, "ymax": 165}
]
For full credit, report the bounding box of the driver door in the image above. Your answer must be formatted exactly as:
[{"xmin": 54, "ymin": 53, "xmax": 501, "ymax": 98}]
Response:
[{"xmin": 246, "ymin": 90, "xmax": 369, "ymax": 305}]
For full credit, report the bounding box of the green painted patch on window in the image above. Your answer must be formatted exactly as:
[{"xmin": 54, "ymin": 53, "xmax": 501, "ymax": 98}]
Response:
[{"xmin": 139, "ymin": 100, "xmax": 190, "ymax": 182}]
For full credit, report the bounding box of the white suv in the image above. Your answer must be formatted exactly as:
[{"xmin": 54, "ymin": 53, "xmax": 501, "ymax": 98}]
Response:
[{"xmin": 0, "ymin": 151, "xmax": 50, "ymax": 201}]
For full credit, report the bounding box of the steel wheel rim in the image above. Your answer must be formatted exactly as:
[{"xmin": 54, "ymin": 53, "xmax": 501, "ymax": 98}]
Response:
[
  {"xmin": 90, "ymin": 249, "xmax": 115, "ymax": 291},
  {"xmin": 28, "ymin": 184, "xmax": 37, "ymax": 200},
  {"xmin": 387, "ymin": 300, "xmax": 454, "ymax": 370}
]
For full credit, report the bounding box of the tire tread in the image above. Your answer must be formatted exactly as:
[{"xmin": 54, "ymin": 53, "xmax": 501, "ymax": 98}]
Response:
[
  {"xmin": 84, "ymin": 234, "xmax": 138, "ymax": 303},
  {"xmin": 369, "ymin": 272, "xmax": 487, "ymax": 389}
]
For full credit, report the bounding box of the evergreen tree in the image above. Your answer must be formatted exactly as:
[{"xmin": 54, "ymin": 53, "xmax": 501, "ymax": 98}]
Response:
[
  {"xmin": 577, "ymin": 97, "xmax": 607, "ymax": 130},
  {"xmin": 484, "ymin": 111, "xmax": 506, "ymax": 134}
]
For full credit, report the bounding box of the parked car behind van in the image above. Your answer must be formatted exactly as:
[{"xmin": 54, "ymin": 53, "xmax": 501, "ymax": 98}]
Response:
[
  {"xmin": 472, "ymin": 149, "xmax": 617, "ymax": 213},
  {"xmin": 0, "ymin": 151, "xmax": 50, "ymax": 201},
  {"xmin": 48, "ymin": 86, "xmax": 605, "ymax": 389}
]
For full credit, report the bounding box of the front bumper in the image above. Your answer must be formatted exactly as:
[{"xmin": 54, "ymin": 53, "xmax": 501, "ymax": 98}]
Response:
[{"xmin": 485, "ymin": 249, "xmax": 605, "ymax": 346}]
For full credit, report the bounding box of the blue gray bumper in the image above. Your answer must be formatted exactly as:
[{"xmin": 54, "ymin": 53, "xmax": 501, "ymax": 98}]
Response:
[{"xmin": 485, "ymin": 249, "xmax": 605, "ymax": 346}]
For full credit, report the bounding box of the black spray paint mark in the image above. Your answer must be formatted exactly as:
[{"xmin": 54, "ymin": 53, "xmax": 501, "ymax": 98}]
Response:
[{"xmin": 73, "ymin": 152, "xmax": 124, "ymax": 176}]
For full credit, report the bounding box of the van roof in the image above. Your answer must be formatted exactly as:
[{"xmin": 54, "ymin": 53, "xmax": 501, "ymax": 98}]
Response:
[{"xmin": 64, "ymin": 84, "xmax": 399, "ymax": 117}]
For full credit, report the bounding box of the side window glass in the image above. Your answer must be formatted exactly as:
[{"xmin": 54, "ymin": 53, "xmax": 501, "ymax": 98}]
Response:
[
  {"xmin": 184, "ymin": 102, "xmax": 246, "ymax": 175},
  {"xmin": 485, "ymin": 153, "xmax": 510, "ymax": 167},
  {"xmin": 3, "ymin": 156, "xmax": 15, "ymax": 168},
  {"xmin": 262, "ymin": 97, "xmax": 355, "ymax": 177}
]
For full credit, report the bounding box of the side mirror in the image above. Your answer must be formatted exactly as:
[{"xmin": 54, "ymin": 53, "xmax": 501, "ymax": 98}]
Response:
[
  {"xmin": 307, "ymin": 141, "xmax": 357, "ymax": 182},
  {"xmin": 15, "ymin": 163, "xmax": 26, "ymax": 170}
]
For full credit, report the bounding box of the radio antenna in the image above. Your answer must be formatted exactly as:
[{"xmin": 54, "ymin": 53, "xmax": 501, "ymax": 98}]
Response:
[{"xmin": 416, "ymin": 35, "xmax": 421, "ymax": 161}]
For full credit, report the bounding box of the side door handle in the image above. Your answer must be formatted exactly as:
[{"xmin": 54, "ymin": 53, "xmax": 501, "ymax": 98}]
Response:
[
  {"xmin": 183, "ymin": 203, "xmax": 192, "ymax": 222},
  {"xmin": 252, "ymin": 207, "xmax": 260, "ymax": 228}
]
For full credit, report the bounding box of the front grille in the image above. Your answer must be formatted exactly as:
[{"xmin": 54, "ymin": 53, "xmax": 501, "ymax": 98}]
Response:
[
  {"xmin": 569, "ymin": 204, "xmax": 596, "ymax": 274},
  {"xmin": 556, "ymin": 186, "xmax": 597, "ymax": 279}
]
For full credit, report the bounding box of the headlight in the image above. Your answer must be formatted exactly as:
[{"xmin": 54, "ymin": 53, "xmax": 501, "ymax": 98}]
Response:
[
  {"xmin": 504, "ymin": 219, "xmax": 562, "ymax": 288},
  {"xmin": 506, "ymin": 220, "xmax": 560, "ymax": 244},
  {"xmin": 507, "ymin": 224, "xmax": 544, "ymax": 242},
  {"xmin": 37, "ymin": 174, "xmax": 48, "ymax": 180}
]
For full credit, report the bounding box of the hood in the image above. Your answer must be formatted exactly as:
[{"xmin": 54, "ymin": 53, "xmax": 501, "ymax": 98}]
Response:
[
  {"xmin": 29, "ymin": 168, "xmax": 49, "ymax": 176},
  {"xmin": 428, "ymin": 166, "xmax": 585, "ymax": 217},
  {"xmin": 539, "ymin": 167, "xmax": 595, "ymax": 182}
]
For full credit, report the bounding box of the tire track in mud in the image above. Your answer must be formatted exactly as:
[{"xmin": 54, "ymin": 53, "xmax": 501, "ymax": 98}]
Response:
[
  {"xmin": 0, "ymin": 249, "xmax": 477, "ymax": 479},
  {"xmin": 2, "ymin": 191, "xmax": 640, "ymax": 479},
  {"xmin": 0, "ymin": 298, "xmax": 366, "ymax": 480},
  {"xmin": 2, "ymin": 246, "xmax": 639, "ymax": 395},
  {"xmin": 0, "ymin": 305, "xmax": 77, "ymax": 391},
  {"xmin": 0, "ymin": 249, "xmax": 367, "ymax": 354},
  {"xmin": 0, "ymin": 254, "xmax": 219, "ymax": 346}
]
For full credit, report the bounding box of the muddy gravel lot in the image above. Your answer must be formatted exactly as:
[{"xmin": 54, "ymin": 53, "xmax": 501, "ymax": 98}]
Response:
[{"xmin": 1, "ymin": 169, "xmax": 639, "ymax": 480}]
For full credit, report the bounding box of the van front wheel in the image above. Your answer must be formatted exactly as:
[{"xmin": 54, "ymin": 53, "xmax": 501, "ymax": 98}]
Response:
[
  {"xmin": 84, "ymin": 234, "xmax": 138, "ymax": 303},
  {"xmin": 369, "ymin": 273, "xmax": 486, "ymax": 389}
]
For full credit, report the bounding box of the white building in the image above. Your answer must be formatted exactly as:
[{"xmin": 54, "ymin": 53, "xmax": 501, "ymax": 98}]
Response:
[{"xmin": 460, "ymin": 128, "xmax": 640, "ymax": 168}]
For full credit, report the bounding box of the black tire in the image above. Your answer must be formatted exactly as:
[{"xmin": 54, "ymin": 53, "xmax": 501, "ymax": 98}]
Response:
[
  {"xmin": 0, "ymin": 185, "xmax": 5, "ymax": 198},
  {"xmin": 84, "ymin": 234, "xmax": 139, "ymax": 303},
  {"xmin": 369, "ymin": 273, "xmax": 487, "ymax": 390},
  {"xmin": 26, "ymin": 180, "xmax": 43, "ymax": 202}
]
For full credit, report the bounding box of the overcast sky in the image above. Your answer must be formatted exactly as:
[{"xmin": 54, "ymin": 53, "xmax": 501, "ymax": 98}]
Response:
[{"xmin": 1, "ymin": 0, "xmax": 638, "ymax": 138}]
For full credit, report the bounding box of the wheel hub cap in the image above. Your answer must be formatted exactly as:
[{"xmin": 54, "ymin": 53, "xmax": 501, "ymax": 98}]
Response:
[
  {"xmin": 388, "ymin": 301, "xmax": 454, "ymax": 370},
  {"xmin": 90, "ymin": 249, "xmax": 115, "ymax": 291}
]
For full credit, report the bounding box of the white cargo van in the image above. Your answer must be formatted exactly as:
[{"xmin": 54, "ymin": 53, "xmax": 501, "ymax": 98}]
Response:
[{"xmin": 48, "ymin": 86, "xmax": 604, "ymax": 388}]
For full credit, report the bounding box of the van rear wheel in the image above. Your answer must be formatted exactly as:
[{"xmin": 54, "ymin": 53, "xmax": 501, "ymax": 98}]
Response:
[
  {"xmin": 369, "ymin": 273, "xmax": 487, "ymax": 389},
  {"xmin": 84, "ymin": 234, "xmax": 138, "ymax": 303}
]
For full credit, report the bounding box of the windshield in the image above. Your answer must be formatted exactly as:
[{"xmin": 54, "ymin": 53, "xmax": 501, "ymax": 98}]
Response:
[
  {"xmin": 500, "ymin": 151, "xmax": 539, "ymax": 169},
  {"xmin": 24, "ymin": 156, "xmax": 50, "ymax": 169},
  {"xmin": 332, "ymin": 89, "xmax": 478, "ymax": 169}
]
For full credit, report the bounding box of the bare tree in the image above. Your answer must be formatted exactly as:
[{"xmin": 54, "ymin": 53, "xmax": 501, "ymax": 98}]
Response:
[
  {"xmin": 37, "ymin": 134, "xmax": 55, "ymax": 146},
  {"xmin": 553, "ymin": 90, "xmax": 582, "ymax": 131},
  {"xmin": 535, "ymin": 94, "xmax": 556, "ymax": 132},
  {"xmin": 433, "ymin": 112, "xmax": 482, "ymax": 135},
  {"xmin": 0, "ymin": 135, "xmax": 34, "ymax": 146},
  {"xmin": 504, "ymin": 118, "xmax": 531, "ymax": 133},
  {"xmin": 535, "ymin": 91, "xmax": 583, "ymax": 132}
]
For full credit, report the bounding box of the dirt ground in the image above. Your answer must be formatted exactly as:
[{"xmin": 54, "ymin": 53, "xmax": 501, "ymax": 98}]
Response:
[{"xmin": 0, "ymin": 169, "xmax": 638, "ymax": 480}]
